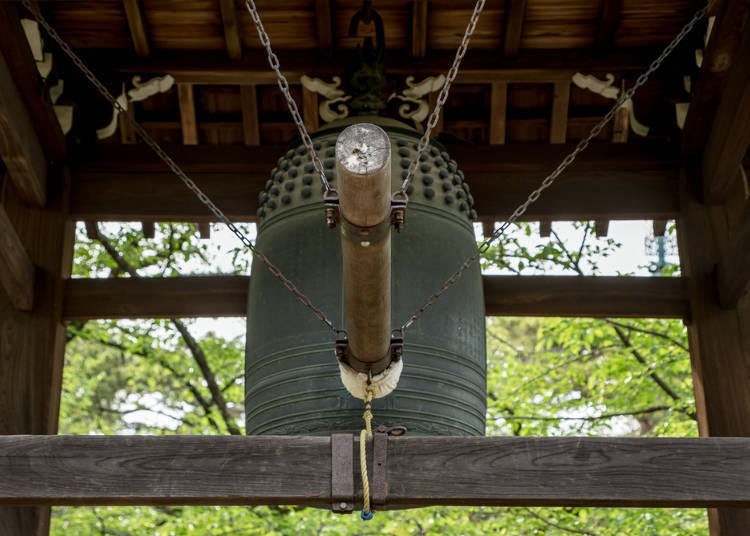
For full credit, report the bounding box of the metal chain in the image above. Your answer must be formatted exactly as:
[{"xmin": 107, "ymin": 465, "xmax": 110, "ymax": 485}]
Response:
[
  {"xmin": 400, "ymin": 0, "xmax": 487, "ymax": 192},
  {"xmin": 400, "ymin": 0, "xmax": 713, "ymax": 331},
  {"xmin": 20, "ymin": 0, "xmax": 339, "ymax": 333},
  {"xmin": 242, "ymin": 0, "xmax": 332, "ymax": 193}
]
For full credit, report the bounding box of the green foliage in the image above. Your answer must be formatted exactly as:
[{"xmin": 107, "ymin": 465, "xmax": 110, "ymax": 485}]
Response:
[{"xmin": 52, "ymin": 220, "xmax": 706, "ymax": 535}]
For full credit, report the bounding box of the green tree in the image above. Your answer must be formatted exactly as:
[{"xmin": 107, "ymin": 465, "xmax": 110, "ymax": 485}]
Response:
[{"xmin": 52, "ymin": 221, "xmax": 706, "ymax": 535}]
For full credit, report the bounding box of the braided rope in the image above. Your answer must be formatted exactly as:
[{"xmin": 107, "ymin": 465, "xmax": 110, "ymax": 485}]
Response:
[{"xmin": 359, "ymin": 383, "xmax": 376, "ymax": 519}]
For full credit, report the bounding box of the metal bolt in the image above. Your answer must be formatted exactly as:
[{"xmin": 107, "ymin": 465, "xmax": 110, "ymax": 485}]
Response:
[{"xmin": 339, "ymin": 502, "xmax": 350, "ymax": 510}]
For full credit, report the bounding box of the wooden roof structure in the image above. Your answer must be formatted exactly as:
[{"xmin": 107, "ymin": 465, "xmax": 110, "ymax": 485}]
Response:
[{"xmin": 0, "ymin": 0, "xmax": 749, "ymax": 534}]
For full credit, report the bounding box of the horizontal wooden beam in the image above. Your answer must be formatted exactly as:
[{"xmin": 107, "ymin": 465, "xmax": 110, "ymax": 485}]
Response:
[
  {"xmin": 484, "ymin": 275, "xmax": 687, "ymax": 318},
  {"xmin": 63, "ymin": 275, "xmax": 687, "ymax": 320},
  {"xmin": 717, "ymin": 204, "xmax": 750, "ymax": 308},
  {"xmin": 1, "ymin": 435, "xmax": 749, "ymax": 507},
  {"xmin": 0, "ymin": 205, "xmax": 34, "ymax": 311},
  {"xmin": 90, "ymin": 47, "xmax": 679, "ymax": 85},
  {"xmin": 70, "ymin": 143, "xmax": 678, "ymax": 222},
  {"xmin": 63, "ymin": 276, "xmax": 250, "ymax": 320}
]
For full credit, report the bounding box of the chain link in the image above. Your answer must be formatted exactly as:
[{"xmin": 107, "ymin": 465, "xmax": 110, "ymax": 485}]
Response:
[
  {"xmin": 242, "ymin": 0, "xmax": 332, "ymax": 193},
  {"xmin": 20, "ymin": 0, "xmax": 339, "ymax": 333},
  {"xmin": 400, "ymin": 0, "xmax": 713, "ymax": 330},
  {"xmin": 399, "ymin": 0, "xmax": 487, "ymax": 192}
]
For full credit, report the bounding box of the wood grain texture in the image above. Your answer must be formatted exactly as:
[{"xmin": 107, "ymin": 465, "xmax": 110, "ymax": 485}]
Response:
[
  {"xmin": 593, "ymin": 0, "xmax": 621, "ymax": 52},
  {"xmin": 178, "ymin": 84, "xmax": 199, "ymax": 145},
  {"xmin": 240, "ymin": 85, "xmax": 260, "ymax": 145},
  {"xmin": 70, "ymin": 143, "xmax": 679, "ymax": 222},
  {"xmin": 717, "ymin": 204, "xmax": 750, "ymax": 308},
  {"xmin": 315, "ymin": 0, "xmax": 334, "ymax": 56},
  {"xmin": 0, "ymin": 205, "xmax": 34, "ymax": 312},
  {"xmin": 0, "ymin": 3, "xmax": 65, "ymax": 161},
  {"xmin": 62, "ymin": 275, "xmax": 686, "ymax": 320},
  {"xmin": 122, "ymin": 0, "xmax": 150, "ymax": 57},
  {"xmin": 63, "ymin": 276, "xmax": 250, "ymax": 320},
  {"xmin": 302, "ymin": 86, "xmax": 319, "ymax": 133},
  {"xmin": 701, "ymin": 19, "xmax": 750, "ymax": 203},
  {"xmin": 503, "ymin": 0, "xmax": 527, "ymax": 57},
  {"xmin": 412, "ymin": 0, "xmax": 428, "ymax": 58},
  {"xmin": 1, "ymin": 436, "xmax": 750, "ymax": 507},
  {"xmin": 484, "ymin": 275, "xmax": 688, "ymax": 318},
  {"xmin": 219, "ymin": 0, "xmax": 242, "ymax": 59},
  {"xmin": 489, "ymin": 82, "xmax": 507, "ymax": 144},
  {"xmin": 0, "ymin": 52, "xmax": 46, "ymax": 206},
  {"xmin": 549, "ymin": 80, "xmax": 570, "ymax": 144}
]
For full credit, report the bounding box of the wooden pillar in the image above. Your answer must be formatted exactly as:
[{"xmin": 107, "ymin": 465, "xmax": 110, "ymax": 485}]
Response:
[
  {"xmin": 0, "ymin": 169, "xmax": 74, "ymax": 536},
  {"xmin": 335, "ymin": 123, "xmax": 392, "ymax": 371},
  {"xmin": 677, "ymin": 170, "xmax": 750, "ymax": 535}
]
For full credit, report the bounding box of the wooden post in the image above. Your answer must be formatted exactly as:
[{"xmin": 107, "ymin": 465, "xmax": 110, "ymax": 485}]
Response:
[{"xmin": 335, "ymin": 123, "xmax": 392, "ymax": 371}]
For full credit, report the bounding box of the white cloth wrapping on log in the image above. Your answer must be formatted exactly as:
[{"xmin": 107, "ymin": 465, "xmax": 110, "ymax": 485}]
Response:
[{"xmin": 338, "ymin": 359, "xmax": 403, "ymax": 400}]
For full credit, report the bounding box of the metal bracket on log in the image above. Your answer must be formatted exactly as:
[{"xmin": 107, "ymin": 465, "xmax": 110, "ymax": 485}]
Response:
[
  {"xmin": 335, "ymin": 331, "xmax": 404, "ymax": 374},
  {"xmin": 331, "ymin": 433, "xmax": 354, "ymax": 513}
]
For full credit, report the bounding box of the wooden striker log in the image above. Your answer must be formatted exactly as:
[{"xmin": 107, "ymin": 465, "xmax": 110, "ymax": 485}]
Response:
[{"xmin": 335, "ymin": 123, "xmax": 392, "ymax": 372}]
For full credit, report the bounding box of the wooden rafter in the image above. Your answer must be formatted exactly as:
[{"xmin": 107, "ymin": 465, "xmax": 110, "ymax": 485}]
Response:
[
  {"xmin": 122, "ymin": 0, "xmax": 150, "ymax": 57},
  {"xmin": 69, "ymin": 143, "xmax": 680, "ymax": 223},
  {"xmin": 219, "ymin": 0, "xmax": 243, "ymax": 60},
  {"xmin": 0, "ymin": 52, "xmax": 47, "ymax": 206},
  {"xmin": 62, "ymin": 275, "xmax": 687, "ymax": 320},
  {"xmin": 412, "ymin": 0, "xmax": 428, "ymax": 59},
  {"xmin": 489, "ymin": 82, "xmax": 508, "ymax": 144},
  {"xmin": 0, "ymin": 205, "xmax": 34, "ymax": 311},
  {"xmin": 549, "ymin": 80, "xmax": 570, "ymax": 144},
  {"xmin": 593, "ymin": 0, "xmax": 621, "ymax": 52},
  {"xmin": 701, "ymin": 21, "xmax": 750, "ymax": 203},
  {"xmin": 503, "ymin": 0, "xmax": 527, "ymax": 57},
  {"xmin": 315, "ymin": 0, "xmax": 334, "ymax": 57},
  {"xmin": 178, "ymin": 84, "xmax": 199, "ymax": 145},
  {"xmin": 302, "ymin": 86, "xmax": 319, "ymax": 133},
  {"xmin": 717, "ymin": 204, "xmax": 750, "ymax": 308},
  {"xmin": 240, "ymin": 85, "xmax": 260, "ymax": 145},
  {"xmin": 2, "ymin": 436, "xmax": 750, "ymax": 507}
]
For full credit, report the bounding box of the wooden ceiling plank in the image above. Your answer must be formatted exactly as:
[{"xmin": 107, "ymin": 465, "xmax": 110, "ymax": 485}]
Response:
[
  {"xmin": 62, "ymin": 275, "xmax": 687, "ymax": 319},
  {"xmin": 489, "ymin": 82, "xmax": 508, "ymax": 144},
  {"xmin": 0, "ymin": 204, "xmax": 34, "ymax": 311},
  {"xmin": 682, "ymin": 0, "xmax": 748, "ymax": 159},
  {"xmin": 240, "ymin": 85, "xmax": 260, "ymax": 146},
  {"xmin": 219, "ymin": 0, "xmax": 243, "ymax": 60},
  {"xmin": 123, "ymin": 0, "xmax": 150, "ymax": 58},
  {"xmin": 593, "ymin": 0, "xmax": 622, "ymax": 53},
  {"xmin": 0, "ymin": 52, "xmax": 47, "ymax": 206},
  {"xmin": 178, "ymin": 84, "xmax": 199, "ymax": 146},
  {"xmin": 316, "ymin": 0, "xmax": 334, "ymax": 57},
  {"xmin": 69, "ymin": 142, "xmax": 679, "ymax": 223},
  {"xmin": 0, "ymin": 3, "xmax": 65, "ymax": 161},
  {"xmin": 717, "ymin": 203, "xmax": 750, "ymax": 308},
  {"xmin": 701, "ymin": 22, "xmax": 750, "ymax": 203},
  {"xmin": 550, "ymin": 81, "xmax": 571, "ymax": 144},
  {"xmin": 412, "ymin": 0, "xmax": 428, "ymax": 59},
  {"xmin": 503, "ymin": 0, "xmax": 528, "ymax": 57}
]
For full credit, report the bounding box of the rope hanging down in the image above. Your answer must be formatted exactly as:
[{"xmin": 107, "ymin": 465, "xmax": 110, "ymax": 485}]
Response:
[
  {"xmin": 19, "ymin": 0, "xmax": 340, "ymax": 334},
  {"xmin": 397, "ymin": 0, "xmax": 714, "ymax": 331}
]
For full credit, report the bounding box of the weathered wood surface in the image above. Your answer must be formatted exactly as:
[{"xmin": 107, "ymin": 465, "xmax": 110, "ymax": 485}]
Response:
[
  {"xmin": 0, "ymin": 205, "xmax": 34, "ymax": 311},
  {"xmin": 178, "ymin": 84, "xmax": 199, "ymax": 146},
  {"xmin": 218, "ymin": 0, "xmax": 242, "ymax": 59},
  {"xmin": 484, "ymin": 276, "xmax": 688, "ymax": 318},
  {"xmin": 549, "ymin": 80, "xmax": 570, "ymax": 144},
  {"xmin": 62, "ymin": 275, "xmax": 687, "ymax": 320},
  {"xmin": 70, "ymin": 143, "xmax": 679, "ymax": 222},
  {"xmin": 123, "ymin": 0, "xmax": 150, "ymax": 57},
  {"xmin": 63, "ymin": 276, "xmax": 250, "ymax": 320},
  {"xmin": 717, "ymin": 204, "xmax": 750, "ymax": 308},
  {"xmin": 502, "ymin": 0, "xmax": 528, "ymax": 57},
  {"xmin": 411, "ymin": 0, "xmax": 428, "ymax": 58},
  {"xmin": 1, "ymin": 436, "xmax": 750, "ymax": 508}
]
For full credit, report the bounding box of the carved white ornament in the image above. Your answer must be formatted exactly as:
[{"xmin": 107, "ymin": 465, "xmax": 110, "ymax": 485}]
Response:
[
  {"xmin": 572, "ymin": 72, "xmax": 649, "ymax": 137},
  {"xmin": 96, "ymin": 75, "xmax": 175, "ymax": 140},
  {"xmin": 300, "ymin": 75, "xmax": 351, "ymax": 122},
  {"xmin": 388, "ymin": 75, "xmax": 446, "ymax": 130}
]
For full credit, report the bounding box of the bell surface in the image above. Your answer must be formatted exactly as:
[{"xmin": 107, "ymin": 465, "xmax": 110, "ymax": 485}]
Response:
[{"xmin": 246, "ymin": 116, "xmax": 486, "ymax": 436}]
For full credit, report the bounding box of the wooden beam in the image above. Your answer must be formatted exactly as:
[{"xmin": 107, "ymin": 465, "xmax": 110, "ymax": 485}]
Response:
[
  {"xmin": 197, "ymin": 222, "xmax": 211, "ymax": 239},
  {"xmin": 594, "ymin": 220, "xmax": 609, "ymax": 237},
  {"xmin": 178, "ymin": 84, "xmax": 198, "ymax": 145},
  {"xmin": 681, "ymin": 0, "xmax": 748, "ymax": 159},
  {"xmin": 69, "ymin": 143, "xmax": 679, "ymax": 223},
  {"xmin": 593, "ymin": 0, "xmax": 621, "ymax": 52},
  {"xmin": 1, "ymin": 436, "xmax": 750, "ymax": 507},
  {"xmin": 0, "ymin": 3, "xmax": 65, "ymax": 161},
  {"xmin": 219, "ymin": 0, "xmax": 242, "ymax": 59},
  {"xmin": 550, "ymin": 81, "xmax": 570, "ymax": 144},
  {"xmin": 240, "ymin": 85, "xmax": 260, "ymax": 145},
  {"xmin": 0, "ymin": 205, "xmax": 34, "ymax": 311},
  {"xmin": 701, "ymin": 20, "xmax": 750, "ymax": 203},
  {"xmin": 315, "ymin": 0, "xmax": 334, "ymax": 57},
  {"xmin": 103, "ymin": 48, "xmax": 673, "ymax": 85},
  {"xmin": 677, "ymin": 168, "xmax": 750, "ymax": 534},
  {"xmin": 62, "ymin": 275, "xmax": 687, "ymax": 320},
  {"xmin": 503, "ymin": 0, "xmax": 527, "ymax": 57},
  {"xmin": 612, "ymin": 104, "xmax": 629, "ymax": 143},
  {"xmin": 717, "ymin": 204, "xmax": 750, "ymax": 307},
  {"xmin": 484, "ymin": 275, "xmax": 687, "ymax": 318},
  {"xmin": 539, "ymin": 220, "xmax": 552, "ymax": 237},
  {"xmin": 412, "ymin": 0, "xmax": 428, "ymax": 59},
  {"xmin": 0, "ymin": 51, "xmax": 46, "ymax": 206},
  {"xmin": 63, "ymin": 276, "xmax": 250, "ymax": 320},
  {"xmin": 489, "ymin": 82, "xmax": 507, "ymax": 144},
  {"xmin": 302, "ymin": 86, "xmax": 319, "ymax": 133},
  {"xmin": 123, "ymin": 0, "xmax": 150, "ymax": 57},
  {"xmin": 141, "ymin": 221, "xmax": 155, "ymax": 239}
]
